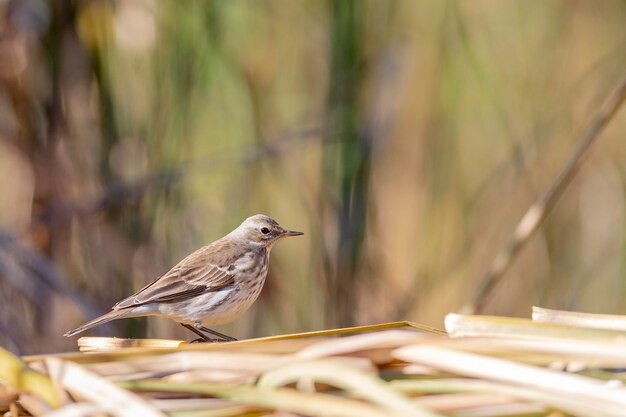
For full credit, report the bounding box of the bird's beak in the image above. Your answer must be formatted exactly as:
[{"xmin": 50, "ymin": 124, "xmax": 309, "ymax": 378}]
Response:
[{"xmin": 279, "ymin": 229, "xmax": 304, "ymax": 237}]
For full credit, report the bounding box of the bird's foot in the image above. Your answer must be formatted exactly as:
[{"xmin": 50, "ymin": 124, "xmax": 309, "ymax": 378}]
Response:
[
  {"xmin": 181, "ymin": 323, "xmax": 237, "ymax": 342},
  {"xmin": 197, "ymin": 325, "xmax": 237, "ymax": 341},
  {"xmin": 189, "ymin": 337, "xmax": 220, "ymax": 343}
]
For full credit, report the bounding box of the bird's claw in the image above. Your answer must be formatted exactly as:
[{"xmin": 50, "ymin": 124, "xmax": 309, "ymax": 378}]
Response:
[{"xmin": 189, "ymin": 337, "xmax": 223, "ymax": 343}]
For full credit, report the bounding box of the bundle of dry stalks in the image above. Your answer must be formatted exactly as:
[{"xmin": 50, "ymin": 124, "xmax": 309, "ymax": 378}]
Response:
[{"xmin": 1, "ymin": 307, "xmax": 626, "ymax": 417}]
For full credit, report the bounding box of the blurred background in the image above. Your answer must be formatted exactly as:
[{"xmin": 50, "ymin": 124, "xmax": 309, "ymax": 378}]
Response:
[{"xmin": 1, "ymin": 0, "xmax": 626, "ymax": 354}]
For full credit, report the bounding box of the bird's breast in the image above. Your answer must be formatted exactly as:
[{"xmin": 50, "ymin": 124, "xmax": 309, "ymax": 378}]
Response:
[{"xmin": 231, "ymin": 250, "xmax": 269, "ymax": 285}]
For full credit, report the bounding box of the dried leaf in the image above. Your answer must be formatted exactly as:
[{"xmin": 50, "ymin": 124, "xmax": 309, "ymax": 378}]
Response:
[
  {"xmin": 393, "ymin": 345, "xmax": 626, "ymax": 417},
  {"xmin": 0, "ymin": 346, "xmax": 58, "ymax": 408},
  {"xmin": 45, "ymin": 358, "xmax": 165, "ymax": 417},
  {"xmin": 258, "ymin": 360, "xmax": 443, "ymax": 417}
]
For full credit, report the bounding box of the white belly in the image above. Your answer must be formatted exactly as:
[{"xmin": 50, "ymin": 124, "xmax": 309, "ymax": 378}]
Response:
[{"xmin": 142, "ymin": 283, "xmax": 264, "ymax": 326}]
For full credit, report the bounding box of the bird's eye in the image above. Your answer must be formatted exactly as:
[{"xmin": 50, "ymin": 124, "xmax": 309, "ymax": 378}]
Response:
[{"xmin": 261, "ymin": 227, "xmax": 270, "ymax": 235}]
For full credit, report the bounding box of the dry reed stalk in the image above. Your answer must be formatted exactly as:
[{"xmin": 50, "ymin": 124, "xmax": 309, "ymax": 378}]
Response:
[
  {"xmin": 2, "ymin": 310, "xmax": 626, "ymax": 417},
  {"xmin": 532, "ymin": 306, "xmax": 626, "ymax": 331},
  {"xmin": 470, "ymin": 75, "xmax": 626, "ymax": 314}
]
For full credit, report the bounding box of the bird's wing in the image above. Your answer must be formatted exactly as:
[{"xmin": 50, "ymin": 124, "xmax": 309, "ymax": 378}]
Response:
[{"xmin": 113, "ymin": 254, "xmax": 236, "ymax": 309}]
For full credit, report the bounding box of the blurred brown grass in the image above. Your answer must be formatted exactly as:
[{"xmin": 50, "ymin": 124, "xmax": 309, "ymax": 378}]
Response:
[{"xmin": 1, "ymin": 1, "xmax": 626, "ymax": 354}]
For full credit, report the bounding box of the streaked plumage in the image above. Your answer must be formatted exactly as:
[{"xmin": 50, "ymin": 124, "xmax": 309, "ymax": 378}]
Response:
[{"xmin": 64, "ymin": 214, "xmax": 303, "ymax": 341}]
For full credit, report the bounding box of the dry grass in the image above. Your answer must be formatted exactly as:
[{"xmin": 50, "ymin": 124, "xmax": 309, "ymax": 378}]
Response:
[{"xmin": 2, "ymin": 308, "xmax": 626, "ymax": 417}]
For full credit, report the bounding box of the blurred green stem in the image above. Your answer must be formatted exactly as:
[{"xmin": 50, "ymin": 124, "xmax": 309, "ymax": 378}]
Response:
[{"xmin": 323, "ymin": 1, "xmax": 370, "ymax": 328}]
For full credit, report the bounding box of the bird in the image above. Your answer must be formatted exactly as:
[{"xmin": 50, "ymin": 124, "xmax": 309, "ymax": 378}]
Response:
[{"xmin": 64, "ymin": 214, "xmax": 303, "ymax": 342}]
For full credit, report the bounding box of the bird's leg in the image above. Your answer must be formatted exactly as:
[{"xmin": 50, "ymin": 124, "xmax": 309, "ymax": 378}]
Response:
[
  {"xmin": 181, "ymin": 323, "xmax": 217, "ymax": 343},
  {"xmin": 195, "ymin": 323, "xmax": 238, "ymax": 342}
]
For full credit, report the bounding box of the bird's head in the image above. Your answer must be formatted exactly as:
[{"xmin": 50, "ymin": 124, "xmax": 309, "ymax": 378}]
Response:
[{"xmin": 234, "ymin": 214, "xmax": 303, "ymax": 247}]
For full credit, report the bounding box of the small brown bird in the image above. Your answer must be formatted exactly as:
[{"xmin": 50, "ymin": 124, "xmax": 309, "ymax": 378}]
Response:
[{"xmin": 64, "ymin": 214, "xmax": 303, "ymax": 342}]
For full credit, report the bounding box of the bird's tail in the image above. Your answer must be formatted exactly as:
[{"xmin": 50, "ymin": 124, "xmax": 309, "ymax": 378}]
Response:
[{"xmin": 64, "ymin": 309, "xmax": 129, "ymax": 337}]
